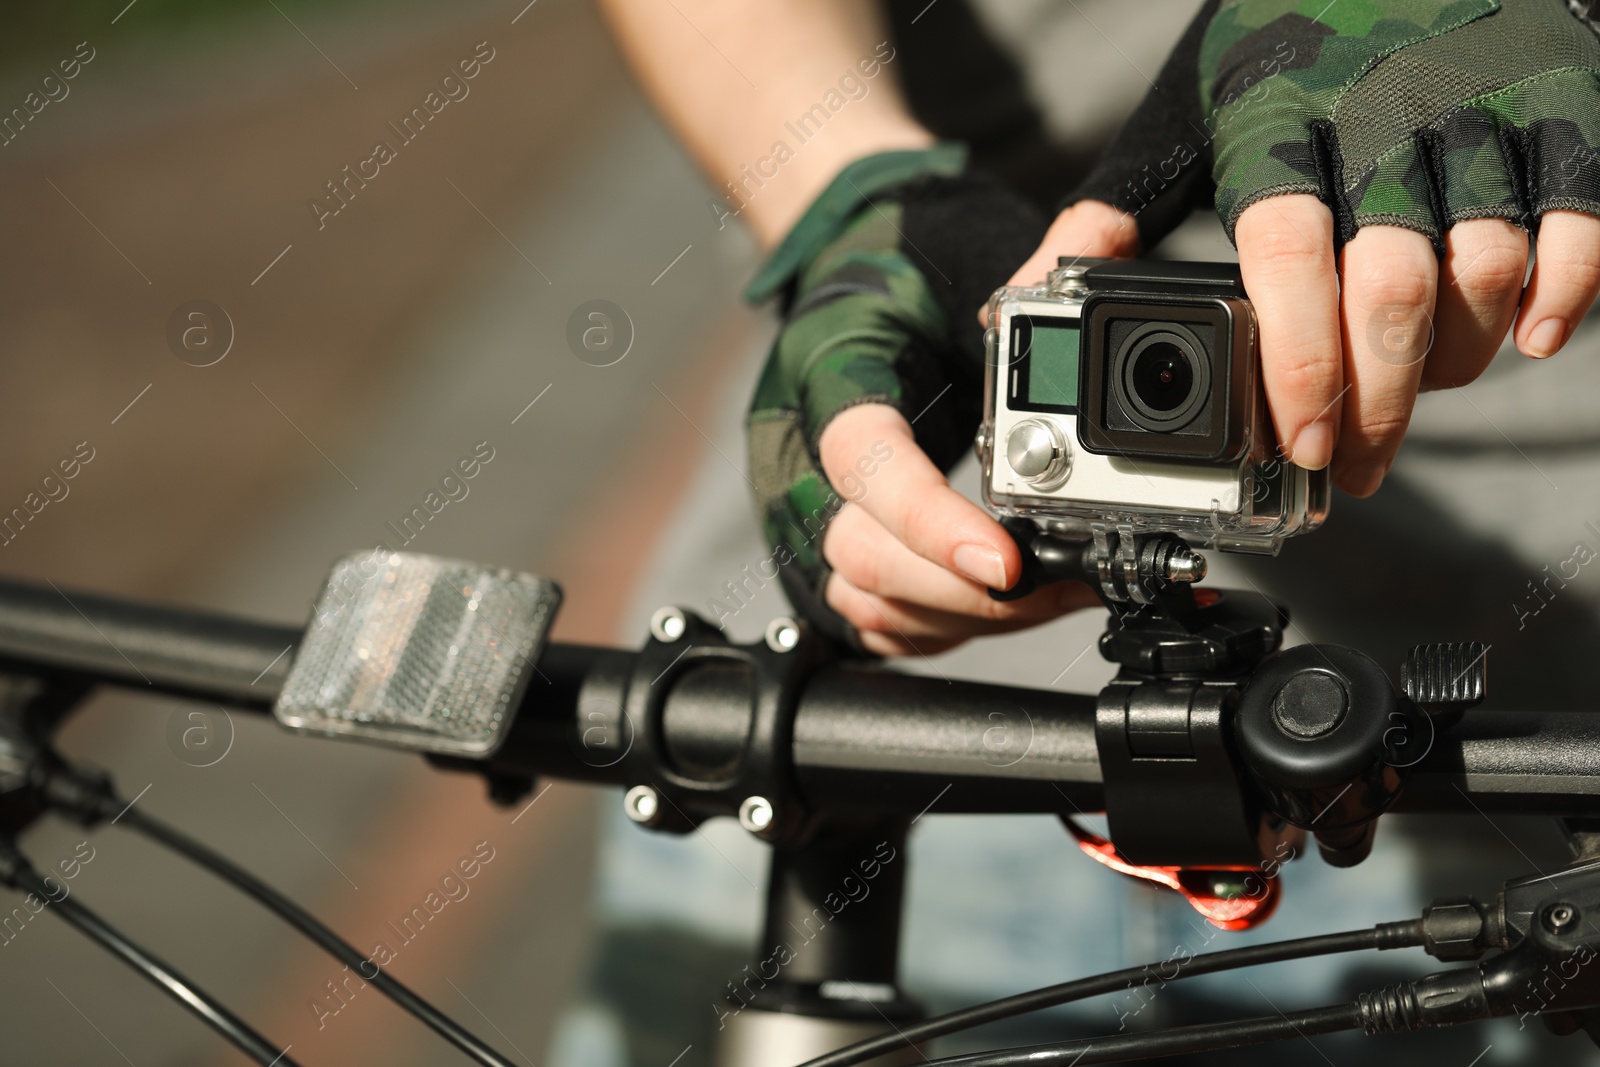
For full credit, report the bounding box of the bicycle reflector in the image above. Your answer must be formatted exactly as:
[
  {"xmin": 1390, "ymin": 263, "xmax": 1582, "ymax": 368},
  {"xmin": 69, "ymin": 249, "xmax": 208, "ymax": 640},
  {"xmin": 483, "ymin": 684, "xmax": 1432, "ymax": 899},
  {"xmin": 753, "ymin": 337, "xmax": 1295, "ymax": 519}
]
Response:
[{"xmin": 273, "ymin": 551, "xmax": 561, "ymax": 757}]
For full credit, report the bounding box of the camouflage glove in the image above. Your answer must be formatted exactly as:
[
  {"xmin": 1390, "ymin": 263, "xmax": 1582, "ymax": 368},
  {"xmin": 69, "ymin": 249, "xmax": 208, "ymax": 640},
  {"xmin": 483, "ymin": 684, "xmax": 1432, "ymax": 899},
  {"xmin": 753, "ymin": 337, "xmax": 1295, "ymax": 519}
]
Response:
[
  {"xmin": 743, "ymin": 145, "xmax": 1046, "ymax": 644},
  {"xmin": 1064, "ymin": 0, "xmax": 1223, "ymax": 249},
  {"xmin": 1202, "ymin": 0, "xmax": 1600, "ymax": 247}
]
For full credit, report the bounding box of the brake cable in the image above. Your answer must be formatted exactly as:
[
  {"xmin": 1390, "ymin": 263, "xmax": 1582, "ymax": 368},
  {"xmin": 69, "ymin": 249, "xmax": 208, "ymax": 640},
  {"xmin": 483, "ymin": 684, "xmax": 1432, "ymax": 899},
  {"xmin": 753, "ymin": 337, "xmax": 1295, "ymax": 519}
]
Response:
[
  {"xmin": 919, "ymin": 944, "xmax": 1597, "ymax": 1067},
  {"xmin": 917, "ymin": 1005, "xmax": 1363, "ymax": 1066},
  {"xmin": 819, "ymin": 860, "xmax": 1600, "ymax": 1066},
  {"xmin": 117, "ymin": 807, "xmax": 520, "ymax": 1067},
  {"xmin": 0, "ymin": 837, "xmax": 304, "ymax": 1067},
  {"xmin": 43, "ymin": 768, "xmax": 520, "ymax": 1067},
  {"xmin": 796, "ymin": 921, "xmax": 1423, "ymax": 1067}
]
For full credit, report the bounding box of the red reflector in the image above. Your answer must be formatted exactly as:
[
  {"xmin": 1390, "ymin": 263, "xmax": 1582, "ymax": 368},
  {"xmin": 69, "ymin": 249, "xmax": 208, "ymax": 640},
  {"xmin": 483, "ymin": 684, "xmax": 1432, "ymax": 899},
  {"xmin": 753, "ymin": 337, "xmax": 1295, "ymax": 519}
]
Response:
[{"xmin": 1061, "ymin": 817, "xmax": 1279, "ymax": 930}]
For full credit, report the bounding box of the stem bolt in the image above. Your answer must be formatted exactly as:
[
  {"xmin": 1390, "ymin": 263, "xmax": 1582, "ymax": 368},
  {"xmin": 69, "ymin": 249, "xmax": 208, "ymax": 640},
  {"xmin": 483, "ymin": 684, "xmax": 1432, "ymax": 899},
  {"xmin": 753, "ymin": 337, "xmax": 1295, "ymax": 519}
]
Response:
[
  {"xmin": 739, "ymin": 795, "xmax": 774, "ymax": 834},
  {"xmin": 765, "ymin": 617, "xmax": 801, "ymax": 653},
  {"xmin": 623, "ymin": 785, "xmax": 660, "ymax": 825},
  {"xmin": 650, "ymin": 606, "xmax": 687, "ymax": 643},
  {"xmin": 1543, "ymin": 903, "xmax": 1580, "ymax": 935}
]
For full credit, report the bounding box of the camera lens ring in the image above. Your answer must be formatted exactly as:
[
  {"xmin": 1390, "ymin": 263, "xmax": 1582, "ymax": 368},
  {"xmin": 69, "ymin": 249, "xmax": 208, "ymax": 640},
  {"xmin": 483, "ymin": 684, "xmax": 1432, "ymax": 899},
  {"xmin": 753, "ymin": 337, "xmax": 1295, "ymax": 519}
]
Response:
[{"xmin": 1112, "ymin": 321, "xmax": 1210, "ymax": 432}]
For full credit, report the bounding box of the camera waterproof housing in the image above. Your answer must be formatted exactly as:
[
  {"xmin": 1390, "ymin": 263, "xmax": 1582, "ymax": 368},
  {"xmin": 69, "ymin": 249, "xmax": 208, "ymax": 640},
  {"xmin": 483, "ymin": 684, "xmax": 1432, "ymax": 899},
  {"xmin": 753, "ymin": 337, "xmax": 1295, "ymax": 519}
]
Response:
[{"xmin": 977, "ymin": 259, "xmax": 1328, "ymax": 554}]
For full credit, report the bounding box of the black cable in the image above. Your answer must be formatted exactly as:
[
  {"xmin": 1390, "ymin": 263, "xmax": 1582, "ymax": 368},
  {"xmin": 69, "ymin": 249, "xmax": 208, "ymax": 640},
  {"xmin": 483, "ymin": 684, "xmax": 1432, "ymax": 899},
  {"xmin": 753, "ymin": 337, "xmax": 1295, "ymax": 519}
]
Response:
[
  {"xmin": 920, "ymin": 1004, "xmax": 1363, "ymax": 1066},
  {"xmin": 799, "ymin": 923, "xmax": 1421, "ymax": 1067},
  {"xmin": 118, "ymin": 806, "xmax": 518, "ymax": 1067},
  {"xmin": 0, "ymin": 848, "xmax": 301, "ymax": 1067}
]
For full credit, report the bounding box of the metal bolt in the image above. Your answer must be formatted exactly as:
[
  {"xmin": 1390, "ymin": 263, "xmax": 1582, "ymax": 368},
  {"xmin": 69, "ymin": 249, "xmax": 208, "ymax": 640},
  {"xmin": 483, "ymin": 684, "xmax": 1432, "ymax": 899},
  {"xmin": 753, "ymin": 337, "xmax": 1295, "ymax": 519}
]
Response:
[
  {"xmin": 649, "ymin": 606, "xmax": 687, "ymax": 643},
  {"xmin": 623, "ymin": 784, "xmax": 660, "ymax": 824},
  {"xmin": 765, "ymin": 617, "xmax": 801, "ymax": 653},
  {"xmin": 1165, "ymin": 546, "xmax": 1207, "ymax": 584},
  {"xmin": 738, "ymin": 795, "xmax": 774, "ymax": 834},
  {"xmin": 1045, "ymin": 260, "xmax": 1096, "ymax": 296},
  {"xmin": 1543, "ymin": 903, "xmax": 1580, "ymax": 935}
]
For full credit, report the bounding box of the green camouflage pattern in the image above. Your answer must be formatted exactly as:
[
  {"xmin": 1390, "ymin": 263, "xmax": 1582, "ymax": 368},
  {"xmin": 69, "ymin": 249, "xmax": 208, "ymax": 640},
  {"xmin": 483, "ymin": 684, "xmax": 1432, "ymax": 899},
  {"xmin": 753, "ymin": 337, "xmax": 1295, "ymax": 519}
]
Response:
[
  {"xmin": 746, "ymin": 203, "xmax": 947, "ymax": 586},
  {"xmin": 1199, "ymin": 0, "xmax": 1600, "ymax": 241}
]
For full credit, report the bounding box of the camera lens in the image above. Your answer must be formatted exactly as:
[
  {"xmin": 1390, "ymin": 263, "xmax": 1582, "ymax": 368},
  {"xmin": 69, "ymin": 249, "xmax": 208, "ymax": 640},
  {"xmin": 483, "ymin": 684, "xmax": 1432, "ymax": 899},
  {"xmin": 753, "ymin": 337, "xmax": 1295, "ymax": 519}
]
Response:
[
  {"xmin": 1130, "ymin": 342, "xmax": 1194, "ymax": 413},
  {"xmin": 1112, "ymin": 323, "xmax": 1210, "ymax": 432}
]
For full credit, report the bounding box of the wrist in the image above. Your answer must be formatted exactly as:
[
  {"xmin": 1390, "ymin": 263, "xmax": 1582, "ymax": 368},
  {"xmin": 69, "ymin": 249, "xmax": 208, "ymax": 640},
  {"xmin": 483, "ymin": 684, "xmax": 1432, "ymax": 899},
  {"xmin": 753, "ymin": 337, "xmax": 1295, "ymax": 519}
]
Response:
[
  {"xmin": 744, "ymin": 142, "xmax": 968, "ymax": 304},
  {"xmin": 742, "ymin": 121, "xmax": 937, "ymax": 250}
]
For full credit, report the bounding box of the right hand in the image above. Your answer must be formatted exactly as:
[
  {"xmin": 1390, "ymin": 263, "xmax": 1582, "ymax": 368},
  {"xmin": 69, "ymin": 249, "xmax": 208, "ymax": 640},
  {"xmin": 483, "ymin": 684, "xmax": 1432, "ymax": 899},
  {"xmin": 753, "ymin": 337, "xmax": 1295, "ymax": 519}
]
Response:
[
  {"xmin": 812, "ymin": 203, "xmax": 1138, "ymax": 657},
  {"xmin": 815, "ymin": 405, "xmax": 1098, "ymax": 657},
  {"xmin": 994, "ymin": 200, "xmax": 1140, "ymax": 300},
  {"xmin": 746, "ymin": 150, "xmax": 1106, "ymax": 656}
]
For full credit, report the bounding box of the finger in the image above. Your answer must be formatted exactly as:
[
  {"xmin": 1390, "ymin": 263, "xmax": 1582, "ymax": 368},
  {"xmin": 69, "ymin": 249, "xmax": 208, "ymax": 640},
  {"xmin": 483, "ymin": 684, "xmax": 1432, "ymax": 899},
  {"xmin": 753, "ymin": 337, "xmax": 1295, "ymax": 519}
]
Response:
[
  {"xmin": 857, "ymin": 628, "xmax": 963, "ymax": 658},
  {"xmin": 826, "ymin": 573, "xmax": 1078, "ymax": 650},
  {"xmin": 1423, "ymin": 219, "xmax": 1528, "ymax": 391},
  {"xmin": 1335, "ymin": 225, "xmax": 1439, "ymax": 497},
  {"xmin": 979, "ymin": 201, "xmax": 1141, "ymax": 326},
  {"xmin": 1007, "ymin": 200, "xmax": 1140, "ymax": 287},
  {"xmin": 1235, "ymin": 195, "xmax": 1344, "ymax": 470},
  {"xmin": 1515, "ymin": 210, "xmax": 1600, "ymax": 358},
  {"xmin": 824, "ymin": 503, "xmax": 1094, "ymax": 620},
  {"xmin": 818, "ymin": 403, "xmax": 1019, "ymax": 591},
  {"xmin": 824, "ymin": 569, "xmax": 965, "ymax": 656}
]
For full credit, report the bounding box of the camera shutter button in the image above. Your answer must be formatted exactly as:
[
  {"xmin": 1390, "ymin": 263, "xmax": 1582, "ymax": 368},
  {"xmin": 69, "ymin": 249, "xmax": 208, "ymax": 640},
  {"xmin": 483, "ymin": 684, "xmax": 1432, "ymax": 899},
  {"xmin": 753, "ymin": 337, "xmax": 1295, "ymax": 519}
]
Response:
[{"xmin": 1006, "ymin": 420, "xmax": 1070, "ymax": 487}]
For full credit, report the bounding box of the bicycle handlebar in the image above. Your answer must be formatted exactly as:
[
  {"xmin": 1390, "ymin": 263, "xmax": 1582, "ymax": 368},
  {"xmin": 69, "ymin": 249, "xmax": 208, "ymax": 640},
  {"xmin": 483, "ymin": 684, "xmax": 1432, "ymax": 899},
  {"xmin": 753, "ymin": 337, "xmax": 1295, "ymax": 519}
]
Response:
[
  {"xmin": 2, "ymin": 575, "xmax": 1597, "ymax": 820},
  {"xmin": 0, "ymin": 576, "xmax": 296, "ymax": 709}
]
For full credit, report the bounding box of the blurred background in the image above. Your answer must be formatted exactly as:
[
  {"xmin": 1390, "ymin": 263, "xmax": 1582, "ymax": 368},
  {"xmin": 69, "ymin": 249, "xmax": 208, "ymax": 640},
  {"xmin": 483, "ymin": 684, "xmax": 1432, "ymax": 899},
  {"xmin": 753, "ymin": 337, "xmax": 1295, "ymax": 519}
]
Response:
[{"xmin": 1, "ymin": 1, "xmax": 1596, "ymax": 1065}]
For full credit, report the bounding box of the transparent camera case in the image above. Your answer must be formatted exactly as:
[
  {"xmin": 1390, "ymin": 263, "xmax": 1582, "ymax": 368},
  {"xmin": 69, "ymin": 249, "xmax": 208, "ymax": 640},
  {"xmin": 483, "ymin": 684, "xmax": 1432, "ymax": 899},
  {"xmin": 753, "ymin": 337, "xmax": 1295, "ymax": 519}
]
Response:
[{"xmin": 976, "ymin": 262, "xmax": 1329, "ymax": 555}]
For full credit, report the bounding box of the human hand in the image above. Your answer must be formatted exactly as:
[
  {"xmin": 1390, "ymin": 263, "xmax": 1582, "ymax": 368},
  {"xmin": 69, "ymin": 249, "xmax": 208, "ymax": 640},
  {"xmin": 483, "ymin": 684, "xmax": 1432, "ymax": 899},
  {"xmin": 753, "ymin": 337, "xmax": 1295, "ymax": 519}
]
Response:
[
  {"xmin": 1231, "ymin": 198, "xmax": 1600, "ymax": 495},
  {"xmin": 818, "ymin": 203, "xmax": 1143, "ymax": 655},
  {"xmin": 996, "ymin": 200, "xmax": 1140, "ymax": 297},
  {"xmin": 815, "ymin": 404, "xmax": 1099, "ymax": 656},
  {"xmin": 746, "ymin": 148, "xmax": 1101, "ymax": 656},
  {"xmin": 1200, "ymin": 0, "xmax": 1600, "ymax": 494}
]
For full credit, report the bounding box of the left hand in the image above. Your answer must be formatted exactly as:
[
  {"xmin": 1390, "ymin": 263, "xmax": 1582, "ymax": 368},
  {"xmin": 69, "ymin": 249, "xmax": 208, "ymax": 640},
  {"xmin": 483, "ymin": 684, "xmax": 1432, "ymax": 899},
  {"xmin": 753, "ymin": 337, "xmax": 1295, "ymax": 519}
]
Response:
[
  {"xmin": 1228, "ymin": 199, "xmax": 1600, "ymax": 495},
  {"xmin": 1012, "ymin": 0, "xmax": 1600, "ymax": 499},
  {"xmin": 1200, "ymin": 0, "xmax": 1600, "ymax": 494}
]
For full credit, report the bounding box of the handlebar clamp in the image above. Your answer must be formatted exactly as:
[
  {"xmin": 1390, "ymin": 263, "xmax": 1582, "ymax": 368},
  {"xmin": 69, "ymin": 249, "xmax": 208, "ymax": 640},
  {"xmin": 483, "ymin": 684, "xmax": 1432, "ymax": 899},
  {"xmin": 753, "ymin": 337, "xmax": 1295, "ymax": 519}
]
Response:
[{"xmin": 615, "ymin": 608, "xmax": 834, "ymax": 846}]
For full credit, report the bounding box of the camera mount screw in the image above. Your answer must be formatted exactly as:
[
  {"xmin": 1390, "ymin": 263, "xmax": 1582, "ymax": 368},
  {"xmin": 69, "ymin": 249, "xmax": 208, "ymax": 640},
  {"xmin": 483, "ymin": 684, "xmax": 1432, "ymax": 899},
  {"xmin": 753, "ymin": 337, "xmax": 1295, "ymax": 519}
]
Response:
[
  {"xmin": 1164, "ymin": 545, "xmax": 1207, "ymax": 584},
  {"xmin": 1138, "ymin": 536, "xmax": 1208, "ymax": 586}
]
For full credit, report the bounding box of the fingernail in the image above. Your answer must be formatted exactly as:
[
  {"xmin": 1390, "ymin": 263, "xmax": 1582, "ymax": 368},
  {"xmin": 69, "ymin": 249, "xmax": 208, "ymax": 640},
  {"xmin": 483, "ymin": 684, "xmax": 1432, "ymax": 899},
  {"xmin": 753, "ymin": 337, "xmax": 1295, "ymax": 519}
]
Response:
[
  {"xmin": 1525, "ymin": 317, "xmax": 1567, "ymax": 358},
  {"xmin": 953, "ymin": 543, "xmax": 1008, "ymax": 590},
  {"xmin": 1289, "ymin": 422, "xmax": 1335, "ymax": 470},
  {"xmin": 1341, "ymin": 460, "xmax": 1387, "ymax": 498}
]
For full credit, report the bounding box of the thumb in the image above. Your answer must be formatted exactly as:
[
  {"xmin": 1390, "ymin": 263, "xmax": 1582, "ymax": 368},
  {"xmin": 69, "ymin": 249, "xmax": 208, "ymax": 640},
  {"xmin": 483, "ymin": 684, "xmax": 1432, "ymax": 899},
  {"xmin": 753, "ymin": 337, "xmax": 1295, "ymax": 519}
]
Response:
[{"xmin": 980, "ymin": 201, "xmax": 1141, "ymax": 326}]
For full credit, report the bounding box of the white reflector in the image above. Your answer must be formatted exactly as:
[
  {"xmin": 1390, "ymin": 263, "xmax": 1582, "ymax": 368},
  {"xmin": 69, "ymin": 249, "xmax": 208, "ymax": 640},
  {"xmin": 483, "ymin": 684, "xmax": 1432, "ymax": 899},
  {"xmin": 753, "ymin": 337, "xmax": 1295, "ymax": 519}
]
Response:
[{"xmin": 274, "ymin": 551, "xmax": 560, "ymax": 756}]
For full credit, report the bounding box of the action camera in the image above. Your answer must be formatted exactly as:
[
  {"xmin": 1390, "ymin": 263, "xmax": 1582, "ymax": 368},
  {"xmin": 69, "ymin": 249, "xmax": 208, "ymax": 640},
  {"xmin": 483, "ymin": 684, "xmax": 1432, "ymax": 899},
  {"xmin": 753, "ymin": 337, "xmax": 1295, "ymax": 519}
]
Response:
[{"xmin": 977, "ymin": 258, "xmax": 1327, "ymax": 554}]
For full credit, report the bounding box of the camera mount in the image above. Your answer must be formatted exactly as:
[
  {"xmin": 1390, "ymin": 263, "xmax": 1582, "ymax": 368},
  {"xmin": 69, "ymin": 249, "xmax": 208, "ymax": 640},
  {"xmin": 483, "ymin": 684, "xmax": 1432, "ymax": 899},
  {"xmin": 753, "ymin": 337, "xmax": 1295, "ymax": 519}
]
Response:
[{"xmin": 994, "ymin": 519, "xmax": 1489, "ymax": 916}]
